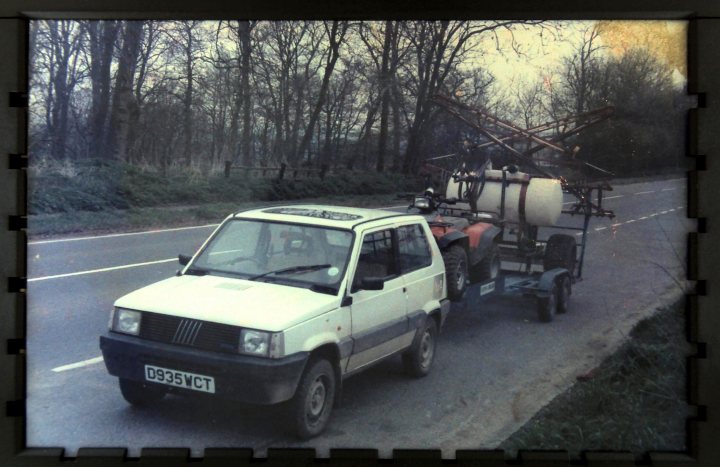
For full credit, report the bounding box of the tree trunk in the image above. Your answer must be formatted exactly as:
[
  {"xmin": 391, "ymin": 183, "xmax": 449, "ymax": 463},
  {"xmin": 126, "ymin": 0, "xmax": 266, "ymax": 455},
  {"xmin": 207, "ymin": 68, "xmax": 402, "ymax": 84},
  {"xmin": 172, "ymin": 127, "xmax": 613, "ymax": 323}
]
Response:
[
  {"xmin": 239, "ymin": 21, "xmax": 253, "ymax": 167},
  {"xmin": 87, "ymin": 21, "xmax": 118, "ymax": 157},
  {"xmin": 376, "ymin": 21, "xmax": 393, "ymax": 172},
  {"xmin": 108, "ymin": 21, "xmax": 144, "ymax": 162},
  {"xmin": 184, "ymin": 27, "xmax": 194, "ymax": 167}
]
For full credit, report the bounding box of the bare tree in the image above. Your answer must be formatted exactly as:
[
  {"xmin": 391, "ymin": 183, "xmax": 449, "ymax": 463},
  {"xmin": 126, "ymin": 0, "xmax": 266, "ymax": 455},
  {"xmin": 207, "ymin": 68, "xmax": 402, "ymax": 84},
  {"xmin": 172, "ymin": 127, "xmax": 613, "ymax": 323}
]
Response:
[
  {"xmin": 400, "ymin": 20, "xmax": 541, "ymax": 173},
  {"xmin": 85, "ymin": 20, "xmax": 118, "ymax": 156},
  {"xmin": 108, "ymin": 21, "xmax": 144, "ymax": 161},
  {"xmin": 296, "ymin": 21, "xmax": 349, "ymax": 164}
]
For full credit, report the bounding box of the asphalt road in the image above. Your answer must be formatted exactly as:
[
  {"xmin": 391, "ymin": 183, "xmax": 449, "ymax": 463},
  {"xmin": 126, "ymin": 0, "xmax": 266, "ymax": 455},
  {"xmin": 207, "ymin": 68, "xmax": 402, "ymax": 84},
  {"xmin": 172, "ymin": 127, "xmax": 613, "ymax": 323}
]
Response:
[{"xmin": 25, "ymin": 177, "xmax": 693, "ymax": 457}]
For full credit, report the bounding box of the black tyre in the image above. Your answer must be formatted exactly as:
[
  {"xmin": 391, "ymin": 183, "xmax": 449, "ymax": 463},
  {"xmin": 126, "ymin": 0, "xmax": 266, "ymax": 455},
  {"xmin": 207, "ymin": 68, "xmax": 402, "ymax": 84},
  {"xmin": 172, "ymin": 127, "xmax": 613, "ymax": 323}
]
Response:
[
  {"xmin": 543, "ymin": 234, "xmax": 577, "ymax": 277},
  {"xmin": 471, "ymin": 244, "xmax": 500, "ymax": 282},
  {"xmin": 119, "ymin": 378, "xmax": 166, "ymax": 406},
  {"xmin": 537, "ymin": 282, "xmax": 558, "ymax": 322},
  {"xmin": 403, "ymin": 316, "xmax": 438, "ymax": 378},
  {"xmin": 442, "ymin": 244, "xmax": 468, "ymax": 301},
  {"xmin": 556, "ymin": 275, "xmax": 572, "ymax": 314},
  {"xmin": 291, "ymin": 359, "xmax": 336, "ymax": 440}
]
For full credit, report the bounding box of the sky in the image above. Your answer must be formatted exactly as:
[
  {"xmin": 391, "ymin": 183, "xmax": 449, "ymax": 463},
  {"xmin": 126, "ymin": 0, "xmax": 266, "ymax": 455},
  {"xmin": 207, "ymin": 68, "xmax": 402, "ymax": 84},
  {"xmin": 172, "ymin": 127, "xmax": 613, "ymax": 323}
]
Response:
[{"xmin": 476, "ymin": 20, "xmax": 687, "ymax": 93}]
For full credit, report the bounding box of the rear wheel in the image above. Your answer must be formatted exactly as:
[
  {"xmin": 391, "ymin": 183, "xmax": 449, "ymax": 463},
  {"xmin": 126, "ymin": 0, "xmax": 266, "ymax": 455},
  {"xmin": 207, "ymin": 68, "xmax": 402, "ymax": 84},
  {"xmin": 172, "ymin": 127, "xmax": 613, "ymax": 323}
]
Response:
[
  {"xmin": 557, "ymin": 275, "xmax": 572, "ymax": 314},
  {"xmin": 291, "ymin": 359, "xmax": 336, "ymax": 439},
  {"xmin": 442, "ymin": 244, "xmax": 468, "ymax": 301},
  {"xmin": 119, "ymin": 378, "xmax": 166, "ymax": 406},
  {"xmin": 403, "ymin": 317, "xmax": 438, "ymax": 378},
  {"xmin": 471, "ymin": 244, "xmax": 500, "ymax": 282},
  {"xmin": 543, "ymin": 234, "xmax": 577, "ymax": 277},
  {"xmin": 537, "ymin": 282, "xmax": 558, "ymax": 322}
]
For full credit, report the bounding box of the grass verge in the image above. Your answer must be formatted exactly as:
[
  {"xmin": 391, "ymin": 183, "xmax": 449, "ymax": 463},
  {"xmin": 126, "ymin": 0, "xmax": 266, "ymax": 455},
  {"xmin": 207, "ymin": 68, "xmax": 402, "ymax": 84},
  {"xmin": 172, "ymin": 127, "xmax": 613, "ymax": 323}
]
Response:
[
  {"xmin": 499, "ymin": 300, "xmax": 691, "ymax": 455},
  {"xmin": 28, "ymin": 193, "xmax": 410, "ymax": 239}
]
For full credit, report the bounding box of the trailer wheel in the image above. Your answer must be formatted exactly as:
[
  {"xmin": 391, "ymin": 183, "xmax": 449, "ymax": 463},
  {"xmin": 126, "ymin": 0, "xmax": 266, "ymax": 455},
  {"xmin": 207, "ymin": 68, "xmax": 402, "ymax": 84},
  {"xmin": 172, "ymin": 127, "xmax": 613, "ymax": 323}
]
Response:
[
  {"xmin": 471, "ymin": 244, "xmax": 500, "ymax": 282},
  {"xmin": 544, "ymin": 234, "xmax": 577, "ymax": 277},
  {"xmin": 537, "ymin": 282, "xmax": 558, "ymax": 322},
  {"xmin": 557, "ymin": 275, "xmax": 571, "ymax": 314},
  {"xmin": 442, "ymin": 244, "xmax": 468, "ymax": 301}
]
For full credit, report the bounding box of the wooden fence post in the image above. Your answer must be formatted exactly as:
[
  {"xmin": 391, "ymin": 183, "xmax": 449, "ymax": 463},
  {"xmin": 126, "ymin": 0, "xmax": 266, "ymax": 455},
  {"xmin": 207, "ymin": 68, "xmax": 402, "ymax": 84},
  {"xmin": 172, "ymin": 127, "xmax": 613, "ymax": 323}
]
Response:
[
  {"xmin": 278, "ymin": 163, "xmax": 286, "ymax": 180},
  {"xmin": 224, "ymin": 161, "xmax": 231, "ymax": 178}
]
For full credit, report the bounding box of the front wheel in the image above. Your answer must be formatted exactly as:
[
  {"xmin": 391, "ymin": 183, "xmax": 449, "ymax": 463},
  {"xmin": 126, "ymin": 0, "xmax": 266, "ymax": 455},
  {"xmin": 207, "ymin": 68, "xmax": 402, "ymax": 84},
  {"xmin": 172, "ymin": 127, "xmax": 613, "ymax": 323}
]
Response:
[
  {"xmin": 291, "ymin": 359, "xmax": 336, "ymax": 439},
  {"xmin": 403, "ymin": 317, "xmax": 438, "ymax": 377},
  {"xmin": 442, "ymin": 245, "xmax": 468, "ymax": 301},
  {"xmin": 119, "ymin": 378, "xmax": 166, "ymax": 406}
]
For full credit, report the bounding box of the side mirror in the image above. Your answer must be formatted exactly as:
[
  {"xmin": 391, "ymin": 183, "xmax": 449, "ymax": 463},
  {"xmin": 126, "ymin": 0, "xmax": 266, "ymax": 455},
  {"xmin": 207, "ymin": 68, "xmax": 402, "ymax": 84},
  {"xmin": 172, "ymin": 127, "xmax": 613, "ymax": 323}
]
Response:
[
  {"xmin": 178, "ymin": 254, "xmax": 191, "ymax": 266},
  {"xmin": 359, "ymin": 277, "xmax": 385, "ymax": 291}
]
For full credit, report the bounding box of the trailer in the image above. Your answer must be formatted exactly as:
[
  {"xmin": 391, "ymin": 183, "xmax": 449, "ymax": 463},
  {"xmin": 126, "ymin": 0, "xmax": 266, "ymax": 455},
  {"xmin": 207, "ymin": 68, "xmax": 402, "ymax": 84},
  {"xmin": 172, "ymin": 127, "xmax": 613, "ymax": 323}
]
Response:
[{"xmin": 407, "ymin": 95, "xmax": 617, "ymax": 321}]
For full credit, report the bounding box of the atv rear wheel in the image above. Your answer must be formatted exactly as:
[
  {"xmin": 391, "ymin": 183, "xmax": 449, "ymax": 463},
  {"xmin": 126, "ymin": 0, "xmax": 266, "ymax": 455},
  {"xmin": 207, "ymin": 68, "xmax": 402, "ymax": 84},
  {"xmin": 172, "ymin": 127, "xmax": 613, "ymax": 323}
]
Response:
[
  {"xmin": 442, "ymin": 244, "xmax": 468, "ymax": 301},
  {"xmin": 471, "ymin": 244, "xmax": 500, "ymax": 282},
  {"xmin": 543, "ymin": 234, "xmax": 577, "ymax": 277}
]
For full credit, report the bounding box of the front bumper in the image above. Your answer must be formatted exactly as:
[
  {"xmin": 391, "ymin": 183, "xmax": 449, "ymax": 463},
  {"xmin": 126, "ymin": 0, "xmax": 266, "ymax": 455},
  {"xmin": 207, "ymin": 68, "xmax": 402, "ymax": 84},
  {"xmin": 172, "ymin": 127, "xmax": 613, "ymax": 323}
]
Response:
[{"xmin": 100, "ymin": 332, "xmax": 309, "ymax": 404}]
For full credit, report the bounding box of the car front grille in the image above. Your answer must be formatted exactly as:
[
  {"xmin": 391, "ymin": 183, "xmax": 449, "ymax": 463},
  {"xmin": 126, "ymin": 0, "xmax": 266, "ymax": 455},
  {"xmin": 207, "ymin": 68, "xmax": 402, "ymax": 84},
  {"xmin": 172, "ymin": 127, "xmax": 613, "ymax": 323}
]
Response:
[{"xmin": 139, "ymin": 311, "xmax": 240, "ymax": 354}]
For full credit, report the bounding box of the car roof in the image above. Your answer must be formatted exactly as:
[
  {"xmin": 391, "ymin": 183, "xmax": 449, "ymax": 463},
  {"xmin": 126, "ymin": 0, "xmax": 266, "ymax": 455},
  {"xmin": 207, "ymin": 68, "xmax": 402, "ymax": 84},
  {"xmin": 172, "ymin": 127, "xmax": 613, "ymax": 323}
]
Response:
[{"xmin": 233, "ymin": 204, "xmax": 419, "ymax": 229}]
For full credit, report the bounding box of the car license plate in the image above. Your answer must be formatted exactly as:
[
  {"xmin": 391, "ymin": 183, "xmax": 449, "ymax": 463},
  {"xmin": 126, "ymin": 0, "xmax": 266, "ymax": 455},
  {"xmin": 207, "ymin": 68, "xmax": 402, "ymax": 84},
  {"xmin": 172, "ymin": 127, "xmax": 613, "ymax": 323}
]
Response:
[{"xmin": 144, "ymin": 364, "xmax": 215, "ymax": 394}]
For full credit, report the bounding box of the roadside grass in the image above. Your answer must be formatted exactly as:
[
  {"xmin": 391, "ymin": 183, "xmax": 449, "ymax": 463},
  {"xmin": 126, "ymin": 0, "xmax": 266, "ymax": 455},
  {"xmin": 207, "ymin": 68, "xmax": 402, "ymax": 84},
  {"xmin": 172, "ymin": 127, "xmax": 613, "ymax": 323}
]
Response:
[
  {"xmin": 28, "ymin": 193, "xmax": 411, "ymax": 238},
  {"xmin": 28, "ymin": 159, "xmax": 422, "ymax": 215},
  {"xmin": 500, "ymin": 300, "xmax": 692, "ymax": 455},
  {"xmin": 27, "ymin": 159, "xmax": 423, "ymax": 238}
]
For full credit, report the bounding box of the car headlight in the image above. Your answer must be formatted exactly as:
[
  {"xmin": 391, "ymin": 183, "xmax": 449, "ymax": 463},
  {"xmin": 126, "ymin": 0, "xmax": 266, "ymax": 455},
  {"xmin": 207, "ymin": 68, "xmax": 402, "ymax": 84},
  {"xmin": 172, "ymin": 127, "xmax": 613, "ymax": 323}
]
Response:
[
  {"xmin": 111, "ymin": 308, "xmax": 141, "ymax": 335},
  {"xmin": 239, "ymin": 329, "xmax": 284, "ymax": 358}
]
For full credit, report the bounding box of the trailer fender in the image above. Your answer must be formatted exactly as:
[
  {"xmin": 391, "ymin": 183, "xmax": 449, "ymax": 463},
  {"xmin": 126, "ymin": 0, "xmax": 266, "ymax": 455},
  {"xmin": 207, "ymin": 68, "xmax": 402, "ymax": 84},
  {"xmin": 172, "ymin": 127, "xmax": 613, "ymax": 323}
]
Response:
[{"xmin": 537, "ymin": 268, "xmax": 570, "ymax": 297}]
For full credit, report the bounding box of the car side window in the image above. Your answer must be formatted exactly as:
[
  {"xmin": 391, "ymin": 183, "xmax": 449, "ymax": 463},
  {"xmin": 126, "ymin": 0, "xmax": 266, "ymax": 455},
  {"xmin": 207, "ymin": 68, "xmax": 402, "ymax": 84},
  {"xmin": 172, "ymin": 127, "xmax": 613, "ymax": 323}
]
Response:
[
  {"xmin": 353, "ymin": 229, "xmax": 397, "ymax": 289},
  {"xmin": 398, "ymin": 224, "xmax": 432, "ymax": 273}
]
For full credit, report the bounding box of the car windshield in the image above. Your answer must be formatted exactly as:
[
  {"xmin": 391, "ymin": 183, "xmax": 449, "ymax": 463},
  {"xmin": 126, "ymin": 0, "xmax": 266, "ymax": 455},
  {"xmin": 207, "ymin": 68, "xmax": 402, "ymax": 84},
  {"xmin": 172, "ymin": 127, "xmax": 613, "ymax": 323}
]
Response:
[{"xmin": 191, "ymin": 219, "xmax": 353, "ymax": 291}]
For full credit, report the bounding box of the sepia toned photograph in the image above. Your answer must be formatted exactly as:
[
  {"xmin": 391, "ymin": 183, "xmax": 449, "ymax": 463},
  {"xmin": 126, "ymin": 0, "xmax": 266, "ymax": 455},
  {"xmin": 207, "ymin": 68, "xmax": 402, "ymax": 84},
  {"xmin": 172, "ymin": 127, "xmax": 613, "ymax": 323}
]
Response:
[{"xmin": 24, "ymin": 19, "xmax": 695, "ymax": 458}]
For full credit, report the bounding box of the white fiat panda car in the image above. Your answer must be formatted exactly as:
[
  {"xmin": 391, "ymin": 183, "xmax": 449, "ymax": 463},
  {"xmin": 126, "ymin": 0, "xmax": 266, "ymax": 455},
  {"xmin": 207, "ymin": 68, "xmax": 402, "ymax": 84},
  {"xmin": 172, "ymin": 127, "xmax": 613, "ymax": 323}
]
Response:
[{"xmin": 100, "ymin": 205, "xmax": 449, "ymax": 438}]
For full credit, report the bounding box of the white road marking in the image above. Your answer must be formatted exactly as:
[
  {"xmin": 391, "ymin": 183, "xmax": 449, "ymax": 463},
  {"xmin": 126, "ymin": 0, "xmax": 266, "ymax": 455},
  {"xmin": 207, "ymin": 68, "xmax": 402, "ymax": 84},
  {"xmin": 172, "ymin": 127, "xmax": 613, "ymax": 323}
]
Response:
[
  {"xmin": 29, "ymin": 224, "xmax": 219, "ymax": 245},
  {"xmin": 604, "ymin": 195, "xmax": 624, "ymax": 200},
  {"xmin": 575, "ymin": 232, "xmax": 583, "ymax": 236},
  {"xmin": 595, "ymin": 227, "xmax": 608, "ymax": 231},
  {"xmin": 52, "ymin": 356, "xmax": 104, "ymax": 372},
  {"xmin": 635, "ymin": 191, "xmax": 655, "ymax": 195},
  {"xmin": 612, "ymin": 223, "xmax": 623, "ymax": 227},
  {"xmin": 661, "ymin": 210, "xmax": 669, "ymax": 214},
  {"xmin": 677, "ymin": 206, "xmax": 684, "ymax": 209},
  {"xmin": 625, "ymin": 219, "xmax": 636, "ymax": 224},
  {"xmin": 639, "ymin": 216, "xmax": 648, "ymax": 220},
  {"xmin": 661, "ymin": 188, "xmax": 676, "ymax": 191},
  {"xmin": 28, "ymin": 257, "xmax": 177, "ymax": 282}
]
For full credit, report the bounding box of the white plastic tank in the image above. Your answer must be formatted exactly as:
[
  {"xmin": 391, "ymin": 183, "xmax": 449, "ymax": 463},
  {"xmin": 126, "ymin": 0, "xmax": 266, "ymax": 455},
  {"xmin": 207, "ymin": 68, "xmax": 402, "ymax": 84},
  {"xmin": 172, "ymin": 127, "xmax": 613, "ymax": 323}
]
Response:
[{"xmin": 445, "ymin": 169, "xmax": 563, "ymax": 226}]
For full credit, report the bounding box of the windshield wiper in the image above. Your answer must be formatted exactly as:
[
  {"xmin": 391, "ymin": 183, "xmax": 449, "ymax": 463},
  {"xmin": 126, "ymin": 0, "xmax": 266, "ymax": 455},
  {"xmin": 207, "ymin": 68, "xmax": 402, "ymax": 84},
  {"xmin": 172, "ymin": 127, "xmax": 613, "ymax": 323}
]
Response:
[
  {"xmin": 309, "ymin": 284, "xmax": 338, "ymax": 295},
  {"xmin": 248, "ymin": 264, "xmax": 332, "ymax": 281}
]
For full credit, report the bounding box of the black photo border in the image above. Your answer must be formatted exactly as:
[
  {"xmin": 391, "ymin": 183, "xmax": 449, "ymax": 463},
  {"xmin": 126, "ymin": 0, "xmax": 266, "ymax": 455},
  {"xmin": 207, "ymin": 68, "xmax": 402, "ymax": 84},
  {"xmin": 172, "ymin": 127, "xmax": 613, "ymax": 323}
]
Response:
[{"xmin": 1, "ymin": 1, "xmax": 718, "ymax": 466}]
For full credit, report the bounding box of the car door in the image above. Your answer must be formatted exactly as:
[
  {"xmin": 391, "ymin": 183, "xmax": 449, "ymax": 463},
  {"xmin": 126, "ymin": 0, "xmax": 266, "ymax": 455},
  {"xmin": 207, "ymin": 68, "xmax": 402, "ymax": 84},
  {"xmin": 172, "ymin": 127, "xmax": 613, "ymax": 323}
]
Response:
[
  {"xmin": 345, "ymin": 227, "xmax": 411, "ymax": 373},
  {"xmin": 397, "ymin": 222, "xmax": 439, "ymax": 322}
]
